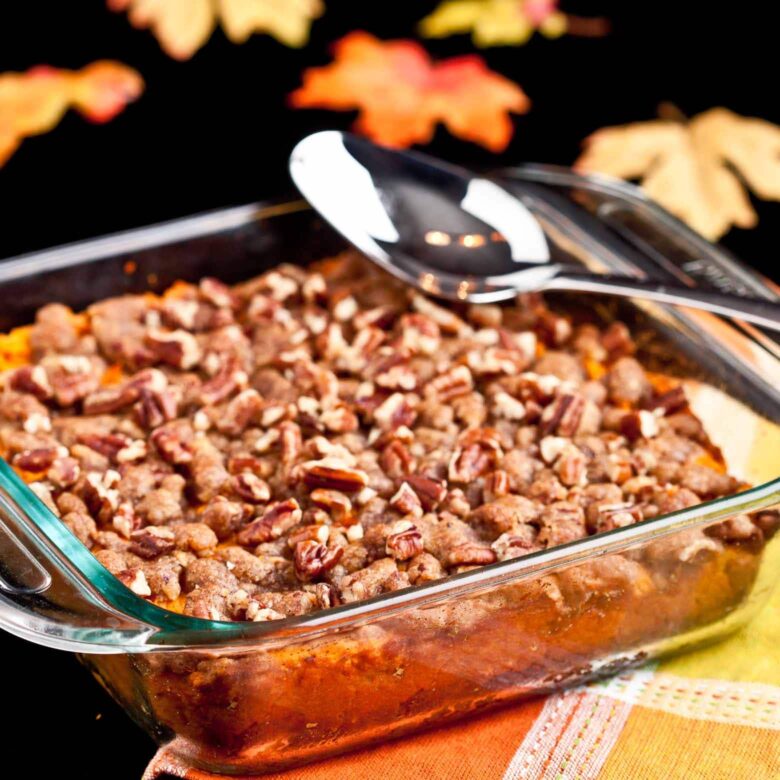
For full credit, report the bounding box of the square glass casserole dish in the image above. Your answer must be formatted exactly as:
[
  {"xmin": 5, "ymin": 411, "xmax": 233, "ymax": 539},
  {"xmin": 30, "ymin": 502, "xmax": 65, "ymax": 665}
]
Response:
[{"xmin": 0, "ymin": 166, "xmax": 779, "ymax": 776}]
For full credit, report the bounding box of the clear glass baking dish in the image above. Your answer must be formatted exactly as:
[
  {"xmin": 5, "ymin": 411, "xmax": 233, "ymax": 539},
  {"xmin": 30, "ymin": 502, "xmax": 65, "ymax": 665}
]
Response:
[{"xmin": 0, "ymin": 166, "xmax": 779, "ymax": 776}]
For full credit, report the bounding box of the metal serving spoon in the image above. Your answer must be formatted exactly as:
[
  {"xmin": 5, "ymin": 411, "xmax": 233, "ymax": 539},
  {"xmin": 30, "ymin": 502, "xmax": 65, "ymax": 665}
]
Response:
[{"xmin": 290, "ymin": 131, "xmax": 780, "ymax": 332}]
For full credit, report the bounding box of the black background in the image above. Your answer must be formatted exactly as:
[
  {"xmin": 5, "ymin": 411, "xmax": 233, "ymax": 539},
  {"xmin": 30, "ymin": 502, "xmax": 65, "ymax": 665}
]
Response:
[{"xmin": 1, "ymin": 2, "xmax": 778, "ymax": 778}]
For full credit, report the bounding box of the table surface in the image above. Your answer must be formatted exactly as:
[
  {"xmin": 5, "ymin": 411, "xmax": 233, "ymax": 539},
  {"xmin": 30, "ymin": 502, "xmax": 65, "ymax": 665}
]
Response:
[{"xmin": 1, "ymin": 2, "xmax": 778, "ymax": 777}]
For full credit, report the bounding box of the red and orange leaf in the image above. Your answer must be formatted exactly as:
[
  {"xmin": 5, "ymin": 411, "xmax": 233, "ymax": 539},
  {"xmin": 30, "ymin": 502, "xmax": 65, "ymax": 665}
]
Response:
[
  {"xmin": 289, "ymin": 31, "xmax": 530, "ymax": 151},
  {"xmin": 0, "ymin": 62, "xmax": 143, "ymax": 167}
]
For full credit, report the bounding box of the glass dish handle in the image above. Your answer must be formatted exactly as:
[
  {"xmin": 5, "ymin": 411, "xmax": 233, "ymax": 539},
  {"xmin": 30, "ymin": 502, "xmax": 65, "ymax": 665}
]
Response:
[{"xmin": 0, "ymin": 459, "xmax": 157, "ymax": 653}]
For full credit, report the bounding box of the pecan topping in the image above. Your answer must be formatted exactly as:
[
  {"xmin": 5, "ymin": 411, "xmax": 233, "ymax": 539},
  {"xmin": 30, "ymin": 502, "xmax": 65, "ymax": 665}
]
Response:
[
  {"xmin": 293, "ymin": 540, "xmax": 343, "ymax": 582},
  {"xmin": 116, "ymin": 568, "xmax": 152, "ymax": 597},
  {"xmin": 385, "ymin": 520, "xmax": 424, "ymax": 560},
  {"xmin": 0, "ymin": 250, "xmax": 749, "ymax": 624},
  {"xmin": 10, "ymin": 365, "xmax": 53, "ymax": 401},
  {"xmin": 199, "ymin": 357, "xmax": 247, "ymax": 405},
  {"xmin": 310, "ymin": 488, "xmax": 353, "ymax": 519},
  {"xmin": 145, "ymin": 329, "xmax": 201, "ymax": 369},
  {"xmin": 13, "ymin": 446, "xmax": 62, "ymax": 472},
  {"xmin": 389, "ymin": 482, "xmax": 423, "ymax": 518},
  {"xmin": 620, "ymin": 410, "xmax": 660, "ymax": 442},
  {"xmin": 601, "ymin": 321, "xmax": 634, "ymax": 356},
  {"xmin": 47, "ymin": 456, "xmax": 80, "ymax": 488},
  {"xmin": 426, "ymin": 365, "xmax": 474, "ymax": 402},
  {"xmin": 133, "ymin": 387, "xmax": 178, "ymax": 429},
  {"xmin": 447, "ymin": 543, "xmax": 497, "ymax": 567},
  {"xmin": 199, "ymin": 277, "xmax": 236, "ymax": 309},
  {"xmin": 128, "ymin": 527, "xmax": 176, "ymax": 559},
  {"xmin": 645, "ymin": 386, "xmax": 688, "ymax": 416},
  {"xmin": 404, "ymin": 475, "xmax": 447, "ymax": 510},
  {"xmin": 373, "ymin": 392, "xmax": 417, "ymax": 431},
  {"xmin": 231, "ymin": 472, "xmax": 271, "ymax": 503},
  {"xmin": 300, "ymin": 458, "xmax": 369, "ymax": 492},
  {"xmin": 237, "ymin": 499, "xmax": 302, "ymax": 545},
  {"xmin": 379, "ymin": 439, "xmax": 414, "ymax": 479},
  {"xmin": 151, "ymin": 424, "xmax": 193, "ymax": 464},
  {"xmin": 539, "ymin": 393, "xmax": 585, "ymax": 437}
]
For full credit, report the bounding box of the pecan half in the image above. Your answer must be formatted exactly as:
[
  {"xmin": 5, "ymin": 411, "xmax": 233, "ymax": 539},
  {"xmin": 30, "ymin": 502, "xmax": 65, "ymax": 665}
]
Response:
[
  {"xmin": 389, "ymin": 482, "xmax": 423, "ymax": 518},
  {"xmin": 426, "ymin": 365, "xmax": 473, "ymax": 402},
  {"xmin": 10, "ymin": 365, "xmax": 53, "ymax": 401},
  {"xmin": 379, "ymin": 440, "xmax": 414, "ymax": 479},
  {"xmin": 310, "ymin": 488, "xmax": 353, "ymax": 519},
  {"xmin": 645, "ymin": 386, "xmax": 688, "ymax": 416},
  {"xmin": 199, "ymin": 357, "xmax": 247, "ymax": 405},
  {"xmin": 373, "ymin": 392, "xmax": 417, "ymax": 431},
  {"xmin": 133, "ymin": 387, "xmax": 178, "ymax": 429},
  {"xmin": 620, "ymin": 409, "xmax": 660, "ymax": 441},
  {"xmin": 145, "ymin": 329, "xmax": 201, "ymax": 369},
  {"xmin": 293, "ymin": 540, "xmax": 343, "ymax": 582},
  {"xmin": 385, "ymin": 520, "xmax": 424, "ymax": 560},
  {"xmin": 300, "ymin": 458, "xmax": 369, "ymax": 492},
  {"xmin": 447, "ymin": 543, "xmax": 497, "ymax": 567},
  {"xmin": 236, "ymin": 498, "xmax": 302, "ymax": 546},
  {"xmin": 128, "ymin": 527, "xmax": 176, "ymax": 559},
  {"xmin": 404, "ymin": 475, "xmax": 447, "ymax": 510},
  {"xmin": 231, "ymin": 472, "xmax": 271, "ymax": 503},
  {"xmin": 538, "ymin": 393, "xmax": 585, "ymax": 437}
]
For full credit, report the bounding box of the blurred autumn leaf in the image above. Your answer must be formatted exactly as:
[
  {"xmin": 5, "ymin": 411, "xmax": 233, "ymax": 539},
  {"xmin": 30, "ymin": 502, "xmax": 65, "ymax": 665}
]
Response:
[
  {"xmin": 419, "ymin": 0, "xmax": 608, "ymax": 48},
  {"xmin": 289, "ymin": 31, "xmax": 530, "ymax": 151},
  {"xmin": 0, "ymin": 62, "xmax": 143, "ymax": 168},
  {"xmin": 108, "ymin": 0, "xmax": 324, "ymax": 60},
  {"xmin": 576, "ymin": 108, "xmax": 780, "ymax": 240}
]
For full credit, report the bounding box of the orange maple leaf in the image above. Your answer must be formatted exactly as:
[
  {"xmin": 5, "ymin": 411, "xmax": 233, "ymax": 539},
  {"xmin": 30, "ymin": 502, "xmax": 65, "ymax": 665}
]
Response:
[
  {"xmin": 289, "ymin": 31, "xmax": 530, "ymax": 151},
  {"xmin": 0, "ymin": 61, "xmax": 143, "ymax": 167}
]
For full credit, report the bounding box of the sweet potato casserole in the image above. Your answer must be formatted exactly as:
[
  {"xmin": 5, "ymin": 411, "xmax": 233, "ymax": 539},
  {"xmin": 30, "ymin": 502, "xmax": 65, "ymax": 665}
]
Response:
[{"xmin": 0, "ymin": 251, "xmax": 774, "ymax": 628}]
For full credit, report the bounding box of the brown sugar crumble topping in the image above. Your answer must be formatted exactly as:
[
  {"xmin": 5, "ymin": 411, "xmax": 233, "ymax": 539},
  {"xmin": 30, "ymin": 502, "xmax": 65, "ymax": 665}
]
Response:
[{"xmin": 0, "ymin": 253, "xmax": 769, "ymax": 623}]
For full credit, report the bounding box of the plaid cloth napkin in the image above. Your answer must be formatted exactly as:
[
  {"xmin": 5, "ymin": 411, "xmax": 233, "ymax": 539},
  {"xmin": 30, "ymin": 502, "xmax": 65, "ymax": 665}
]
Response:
[{"xmin": 148, "ymin": 384, "xmax": 780, "ymax": 780}]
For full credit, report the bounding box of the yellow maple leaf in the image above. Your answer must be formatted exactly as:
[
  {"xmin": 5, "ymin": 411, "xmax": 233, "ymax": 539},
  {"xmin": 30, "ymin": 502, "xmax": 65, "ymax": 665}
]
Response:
[
  {"xmin": 0, "ymin": 62, "xmax": 143, "ymax": 168},
  {"xmin": 108, "ymin": 0, "xmax": 324, "ymax": 60},
  {"xmin": 575, "ymin": 108, "xmax": 780, "ymax": 240},
  {"xmin": 419, "ymin": 0, "xmax": 606, "ymax": 47}
]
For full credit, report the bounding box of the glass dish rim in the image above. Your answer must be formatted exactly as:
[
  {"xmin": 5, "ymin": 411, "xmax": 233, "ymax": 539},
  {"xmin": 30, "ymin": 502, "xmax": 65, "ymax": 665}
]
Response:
[{"xmin": 0, "ymin": 171, "xmax": 778, "ymax": 652}]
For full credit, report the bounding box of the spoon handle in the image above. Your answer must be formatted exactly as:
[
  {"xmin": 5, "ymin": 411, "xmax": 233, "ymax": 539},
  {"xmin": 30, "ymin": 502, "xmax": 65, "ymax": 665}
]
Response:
[{"xmin": 545, "ymin": 272, "xmax": 780, "ymax": 333}]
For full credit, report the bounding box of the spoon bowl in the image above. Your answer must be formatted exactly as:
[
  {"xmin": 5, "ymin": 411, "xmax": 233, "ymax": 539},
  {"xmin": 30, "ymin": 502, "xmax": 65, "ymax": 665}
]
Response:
[{"xmin": 290, "ymin": 130, "xmax": 780, "ymax": 329}]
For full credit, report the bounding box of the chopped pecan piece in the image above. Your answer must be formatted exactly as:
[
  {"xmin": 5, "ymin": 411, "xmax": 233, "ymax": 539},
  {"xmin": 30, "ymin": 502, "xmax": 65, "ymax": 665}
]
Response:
[
  {"xmin": 13, "ymin": 446, "xmax": 61, "ymax": 472},
  {"xmin": 538, "ymin": 393, "xmax": 585, "ymax": 437},
  {"xmin": 404, "ymin": 475, "xmax": 447, "ymax": 511},
  {"xmin": 389, "ymin": 482, "xmax": 423, "ymax": 518},
  {"xmin": 293, "ymin": 540, "xmax": 343, "ymax": 582},
  {"xmin": 237, "ymin": 499, "xmax": 303, "ymax": 546},
  {"xmin": 231, "ymin": 472, "xmax": 271, "ymax": 503},
  {"xmin": 199, "ymin": 357, "xmax": 248, "ymax": 405},
  {"xmin": 620, "ymin": 410, "xmax": 660, "ymax": 441},
  {"xmin": 10, "ymin": 365, "xmax": 53, "ymax": 401},
  {"xmin": 145, "ymin": 329, "xmax": 201, "ymax": 369},
  {"xmin": 310, "ymin": 488, "xmax": 353, "ymax": 519},
  {"xmin": 447, "ymin": 543, "xmax": 497, "ymax": 567},
  {"xmin": 133, "ymin": 388, "xmax": 178, "ymax": 429},
  {"xmin": 300, "ymin": 458, "xmax": 369, "ymax": 492},
  {"xmin": 128, "ymin": 527, "xmax": 176, "ymax": 559},
  {"xmin": 426, "ymin": 365, "xmax": 474, "ymax": 402},
  {"xmin": 645, "ymin": 386, "xmax": 688, "ymax": 416},
  {"xmin": 385, "ymin": 520, "xmax": 424, "ymax": 560}
]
